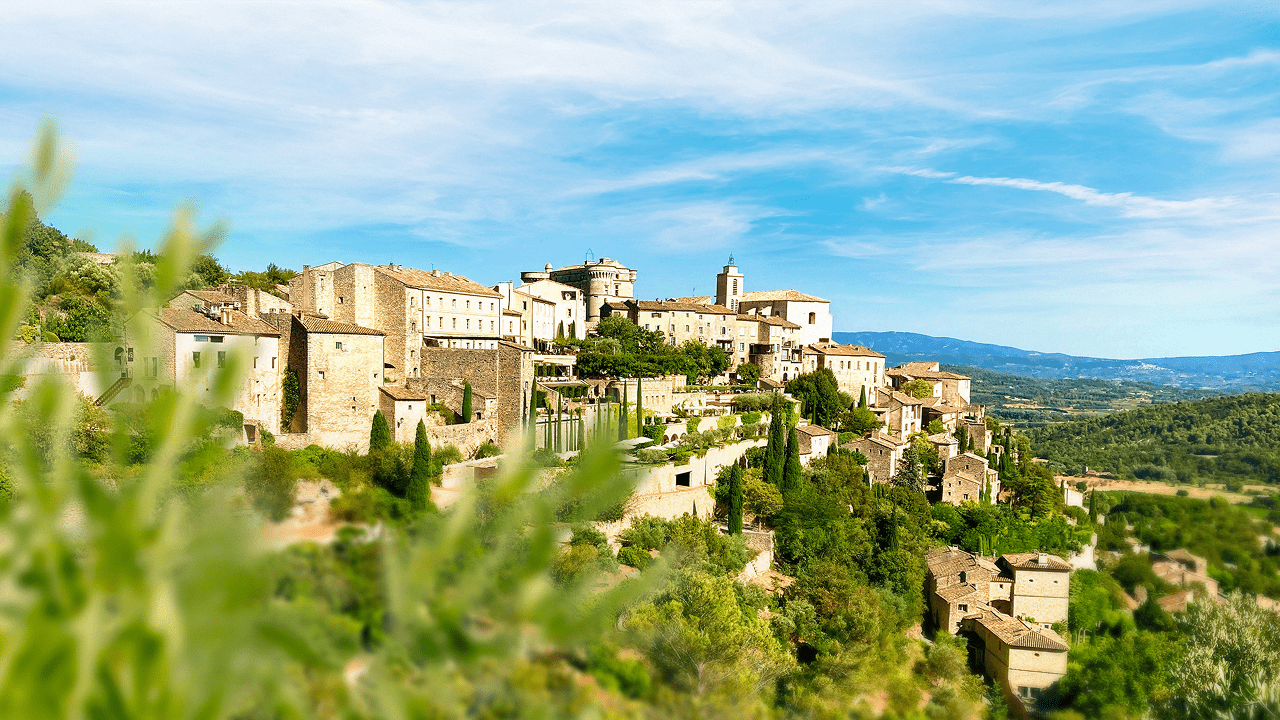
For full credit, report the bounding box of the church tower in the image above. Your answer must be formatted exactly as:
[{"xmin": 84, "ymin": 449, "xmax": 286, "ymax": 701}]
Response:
[{"xmin": 715, "ymin": 256, "xmax": 744, "ymax": 312}]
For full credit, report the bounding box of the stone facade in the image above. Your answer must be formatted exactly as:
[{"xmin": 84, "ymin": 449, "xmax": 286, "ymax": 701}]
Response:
[
  {"xmin": 802, "ymin": 342, "xmax": 886, "ymax": 401},
  {"xmin": 926, "ymin": 547, "xmax": 1071, "ymax": 717},
  {"xmin": 737, "ymin": 289, "xmax": 833, "ymax": 347},
  {"xmin": 219, "ymin": 285, "xmax": 293, "ymax": 317},
  {"xmin": 412, "ymin": 341, "xmax": 535, "ymax": 436},
  {"xmin": 508, "ymin": 278, "xmax": 586, "ymax": 341},
  {"xmin": 939, "ymin": 452, "xmax": 1000, "ymax": 505},
  {"xmin": 887, "ymin": 361, "xmax": 972, "ymax": 406},
  {"xmin": 874, "ymin": 387, "xmax": 923, "ymax": 438},
  {"xmin": 605, "ymin": 299, "xmax": 736, "ymax": 351},
  {"xmin": 7, "ymin": 341, "xmax": 108, "ymax": 401},
  {"xmin": 842, "ymin": 431, "xmax": 907, "ymax": 484},
  {"xmin": 714, "ymin": 260, "xmax": 745, "ymax": 312},
  {"xmin": 733, "ymin": 313, "xmax": 803, "ymax": 381},
  {"xmin": 622, "ymin": 438, "xmax": 766, "ymax": 523},
  {"xmin": 796, "ymin": 424, "xmax": 834, "ymax": 465},
  {"xmin": 523, "ymin": 257, "xmax": 636, "ymax": 322}
]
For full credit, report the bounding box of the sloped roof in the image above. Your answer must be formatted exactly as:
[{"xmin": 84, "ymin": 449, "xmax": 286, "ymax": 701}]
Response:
[
  {"xmin": 1001, "ymin": 552, "xmax": 1072, "ymax": 572},
  {"xmin": 969, "ymin": 607, "xmax": 1069, "ymax": 651},
  {"xmin": 806, "ymin": 342, "xmax": 884, "ymax": 358},
  {"xmin": 298, "ymin": 315, "xmax": 384, "ymax": 336},
  {"xmin": 502, "ymin": 308, "xmax": 523, "ymax": 317},
  {"xmin": 380, "ymin": 386, "xmax": 426, "ymax": 401},
  {"xmin": 926, "ymin": 546, "xmax": 1000, "ymax": 578},
  {"xmin": 737, "ymin": 314, "xmax": 801, "ymax": 329},
  {"xmin": 877, "ymin": 387, "xmax": 924, "ymax": 406},
  {"xmin": 155, "ymin": 307, "xmax": 278, "ymax": 336},
  {"xmin": 741, "ymin": 289, "xmax": 828, "ymax": 303},
  {"xmin": 669, "ymin": 295, "xmax": 712, "ymax": 304},
  {"xmin": 937, "ymin": 583, "xmax": 979, "ymax": 602},
  {"xmin": 797, "ymin": 424, "xmax": 835, "ymax": 437},
  {"xmin": 888, "ymin": 364, "xmax": 970, "ymax": 381},
  {"xmin": 375, "ymin": 265, "xmax": 502, "ymax": 298},
  {"xmin": 635, "ymin": 300, "xmax": 735, "ymax": 315},
  {"xmin": 178, "ymin": 289, "xmax": 238, "ymax": 305}
]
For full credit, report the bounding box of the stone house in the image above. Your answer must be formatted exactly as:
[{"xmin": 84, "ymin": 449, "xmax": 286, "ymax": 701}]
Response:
[
  {"xmin": 512, "ymin": 289, "xmax": 556, "ymax": 350},
  {"xmin": 887, "ymin": 361, "xmax": 972, "ymax": 406},
  {"xmin": 938, "ymin": 453, "xmax": 1000, "ymax": 506},
  {"xmin": 290, "ymin": 262, "xmax": 504, "ymax": 383},
  {"xmin": 411, "ymin": 340, "xmax": 535, "ymax": 434},
  {"xmin": 218, "ymin": 284, "xmax": 293, "ymax": 317},
  {"xmin": 501, "ymin": 308, "xmax": 522, "ymax": 340},
  {"xmin": 926, "ymin": 546, "xmax": 1070, "ymax": 717},
  {"xmin": 121, "ymin": 304, "xmax": 283, "ymax": 440},
  {"xmin": 522, "ymin": 258, "xmax": 636, "ymax": 322},
  {"xmin": 733, "ymin": 313, "xmax": 803, "ymax": 381},
  {"xmin": 1151, "ymin": 549, "xmax": 1219, "ymax": 598},
  {"xmin": 736, "ymin": 289, "xmax": 832, "ymax": 348},
  {"xmin": 796, "ymin": 424, "xmax": 835, "ymax": 465},
  {"xmin": 842, "ymin": 431, "xmax": 908, "ymax": 484},
  {"xmin": 266, "ymin": 313, "xmax": 386, "ymax": 450},
  {"xmin": 873, "ymin": 387, "xmax": 923, "ymax": 438},
  {"xmin": 802, "ymin": 342, "xmax": 886, "ymax": 402},
  {"xmin": 604, "ymin": 299, "xmax": 737, "ymax": 351},
  {"xmin": 510, "ymin": 277, "xmax": 587, "ymax": 341},
  {"xmin": 926, "ymin": 432, "xmax": 960, "ymax": 464},
  {"xmin": 378, "ymin": 385, "xmax": 430, "ymax": 444},
  {"xmin": 919, "ymin": 396, "xmax": 967, "ymax": 433}
]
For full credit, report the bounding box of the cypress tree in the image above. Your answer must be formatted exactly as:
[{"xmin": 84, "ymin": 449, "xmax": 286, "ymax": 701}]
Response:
[
  {"xmin": 619, "ymin": 383, "xmax": 629, "ymax": 441},
  {"xmin": 636, "ymin": 376, "xmax": 644, "ymax": 435},
  {"xmin": 727, "ymin": 463, "xmax": 744, "ymax": 535},
  {"xmin": 578, "ymin": 410, "xmax": 585, "ymax": 452},
  {"xmin": 369, "ymin": 410, "xmax": 391, "ymax": 452},
  {"xmin": 555, "ymin": 393, "xmax": 563, "ymax": 452},
  {"xmin": 956, "ymin": 424, "xmax": 967, "ymax": 453},
  {"xmin": 461, "ymin": 382, "xmax": 473, "ymax": 423},
  {"xmin": 407, "ymin": 420, "xmax": 433, "ymax": 511},
  {"xmin": 782, "ymin": 426, "xmax": 802, "ymax": 494},
  {"xmin": 765, "ymin": 397, "xmax": 785, "ymax": 486},
  {"xmin": 859, "ymin": 386, "xmax": 867, "ymax": 408}
]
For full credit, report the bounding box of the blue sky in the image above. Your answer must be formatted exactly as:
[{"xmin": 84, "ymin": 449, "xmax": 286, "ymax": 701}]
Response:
[{"xmin": 2, "ymin": 1, "xmax": 1278, "ymax": 358}]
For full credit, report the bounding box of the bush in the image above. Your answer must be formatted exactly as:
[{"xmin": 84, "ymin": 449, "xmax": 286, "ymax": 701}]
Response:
[
  {"xmin": 40, "ymin": 330, "xmax": 59, "ymax": 342},
  {"xmin": 732, "ymin": 393, "xmax": 774, "ymax": 412},
  {"xmin": 434, "ymin": 444, "xmax": 463, "ymax": 467},
  {"xmin": 686, "ymin": 416, "xmax": 701, "ymax": 433},
  {"xmin": 475, "ymin": 441, "xmax": 501, "ymax": 459},
  {"xmin": 618, "ymin": 546, "xmax": 653, "ymax": 570},
  {"xmin": 741, "ymin": 412, "xmax": 762, "ymax": 425},
  {"xmin": 634, "ymin": 448, "xmax": 670, "ymax": 464},
  {"xmin": 717, "ymin": 415, "xmax": 737, "ymax": 431},
  {"xmin": 245, "ymin": 445, "xmax": 298, "ymax": 521},
  {"xmin": 328, "ymin": 483, "xmax": 411, "ymax": 523}
]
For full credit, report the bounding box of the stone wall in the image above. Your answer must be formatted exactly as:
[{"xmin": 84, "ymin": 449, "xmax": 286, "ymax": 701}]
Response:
[
  {"xmin": 299, "ymin": 328, "xmax": 385, "ymax": 451},
  {"xmin": 622, "ymin": 438, "xmax": 767, "ymax": 523},
  {"xmin": 414, "ymin": 342, "xmax": 532, "ymax": 435},
  {"xmin": 425, "ymin": 418, "xmax": 499, "ymax": 460},
  {"xmin": 7, "ymin": 341, "xmax": 110, "ymax": 400}
]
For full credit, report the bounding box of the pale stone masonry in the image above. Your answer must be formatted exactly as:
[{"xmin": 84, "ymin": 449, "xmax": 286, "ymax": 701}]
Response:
[
  {"xmin": 410, "ymin": 341, "xmax": 535, "ymax": 434},
  {"xmin": 736, "ymin": 289, "xmax": 833, "ymax": 347},
  {"xmin": 873, "ymin": 386, "xmax": 923, "ymax": 438},
  {"xmin": 841, "ymin": 430, "xmax": 908, "ymax": 484},
  {"xmin": 802, "ymin": 342, "xmax": 885, "ymax": 401},
  {"xmin": 522, "ymin": 258, "xmax": 636, "ymax": 322},
  {"xmin": 887, "ymin": 361, "xmax": 972, "ymax": 406},
  {"xmin": 733, "ymin": 313, "xmax": 803, "ymax": 381},
  {"xmin": 939, "ymin": 452, "xmax": 1001, "ymax": 505},
  {"xmin": 926, "ymin": 546, "xmax": 1070, "ymax": 715},
  {"xmin": 603, "ymin": 299, "xmax": 737, "ymax": 351},
  {"xmin": 124, "ymin": 300, "xmax": 283, "ymax": 438},
  {"xmin": 378, "ymin": 385, "xmax": 430, "ymax": 444},
  {"xmin": 795, "ymin": 424, "xmax": 835, "ymax": 465},
  {"xmin": 510, "ymin": 277, "xmax": 587, "ymax": 341}
]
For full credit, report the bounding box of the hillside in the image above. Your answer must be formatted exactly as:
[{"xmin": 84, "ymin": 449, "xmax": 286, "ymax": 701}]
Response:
[
  {"xmin": 1025, "ymin": 393, "xmax": 1280, "ymax": 485},
  {"xmin": 834, "ymin": 331, "xmax": 1280, "ymax": 390},
  {"xmin": 956, "ymin": 365, "xmax": 1225, "ymax": 424}
]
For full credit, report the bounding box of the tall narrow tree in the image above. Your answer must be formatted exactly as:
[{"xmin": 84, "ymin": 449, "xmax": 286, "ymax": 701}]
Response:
[
  {"xmin": 727, "ymin": 463, "xmax": 744, "ymax": 535},
  {"xmin": 618, "ymin": 383, "xmax": 629, "ymax": 442},
  {"xmin": 555, "ymin": 393, "xmax": 563, "ymax": 452},
  {"xmin": 956, "ymin": 424, "xmax": 968, "ymax": 454},
  {"xmin": 461, "ymin": 382, "xmax": 473, "ymax": 424},
  {"xmin": 369, "ymin": 410, "xmax": 391, "ymax": 453},
  {"xmin": 859, "ymin": 386, "xmax": 867, "ymax": 408},
  {"xmin": 764, "ymin": 396, "xmax": 785, "ymax": 486},
  {"xmin": 578, "ymin": 410, "xmax": 585, "ymax": 452},
  {"xmin": 782, "ymin": 426, "xmax": 802, "ymax": 494},
  {"xmin": 407, "ymin": 420, "xmax": 433, "ymax": 512},
  {"xmin": 636, "ymin": 375, "xmax": 644, "ymax": 435}
]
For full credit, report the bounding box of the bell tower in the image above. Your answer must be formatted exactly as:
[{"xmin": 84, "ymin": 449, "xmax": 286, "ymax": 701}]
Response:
[{"xmin": 715, "ymin": 256, "xmax": 744, "ymax": 312}]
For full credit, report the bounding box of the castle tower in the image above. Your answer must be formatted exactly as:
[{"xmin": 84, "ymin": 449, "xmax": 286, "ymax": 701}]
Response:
[{"xmin": 715, "ymin": 256, "xmax": 744, "ymax": 312}]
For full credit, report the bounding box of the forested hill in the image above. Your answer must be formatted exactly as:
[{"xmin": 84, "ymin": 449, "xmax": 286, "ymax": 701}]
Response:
[
  {"xmin": 1026, "ymin": 393, "xmax": 1280, "ymax": 485},
  {"xmin": 834, "ymin": 330, "xmax": 1280, "ymax": 390},
  {"xmin": 958, "ymin": 365, "xmax": 1225, "ymax": 424}
]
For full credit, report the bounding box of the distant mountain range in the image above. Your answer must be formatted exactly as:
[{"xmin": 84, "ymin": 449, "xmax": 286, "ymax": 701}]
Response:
[{"xmin": 832, "ymin": 331, "xmax": 1280, "ymax": 390}]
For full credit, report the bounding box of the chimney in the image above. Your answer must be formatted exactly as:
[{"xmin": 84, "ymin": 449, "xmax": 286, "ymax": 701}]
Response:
[
  {"xmin": 1037, "ymin": 552, "xmax": 1048, "ymax": 566},
  {"xmin": 220, "ymin": 308, "xmax": 232, "ymax": 326}
]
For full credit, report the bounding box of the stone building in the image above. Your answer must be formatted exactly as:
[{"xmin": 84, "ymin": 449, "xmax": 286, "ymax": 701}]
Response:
[
  {"xmin": 887, "ymin": 361, "xmax": 972, "ymax": 407},
  {"xmin": 873, "ymin": 387, "xmax": 923, "ymax": 438},
  {"xmin": 604, "ymin": 299, "xmax": 737, "ymax": 350},
  {"xmin": 939, "ymin": 452, "xmax": 1000, "ymax": 505},
  {"xmin": 842, "ymin": 431, "xmax": 908, "ymax": 484},
  {"xmin": 218, "ymin": 284, "xmax": 293, "ymax": 317},
  {"xmin": 737, "ymin": 289, "xmax": 832, "ymax": 347},
  {"xmin": 411, "ymin": 341, "xmax": 535, "ymax": 434},
  {"xmin": 733, "ymin": 313, "xmax": 803, "ymax": 381},
  {"xmin": 522, "ymin": 257, "xmax": 636, "ymax": 322},
  {"xmin": 714, "ymin": 259, "xmax": 745, "ymax": 312},
  {"xmin": 1151, "ymin": 549, "xmax": 1219, "ymax": 598},
  {"xmin": 378, "ymin": 385, "xmax": 430, "ymax": 444},
  {"xmin": 266, "ymin": 313, "xmax": 386, "ymax": 450},
  {"xmin": 796, "ymin": 424, "xmax": 835, "ymax": 465},
  {"xmin": 509, "ymin": 278, "xmax": 587, "ymax": 341},
  {"xmin": 926, "ymin": 546, "xmax": 1070, "ymax": 716},
  {"xmin": 124, "ymin": 299, "xmax": 283, "ymax": 439},
  {"xmin": 289, "ymin": 262, "xmax": 504, "ymax": 382},
  {"xmin": 802, "ymin": 342, "xmax": 885, "ymax": 401}
]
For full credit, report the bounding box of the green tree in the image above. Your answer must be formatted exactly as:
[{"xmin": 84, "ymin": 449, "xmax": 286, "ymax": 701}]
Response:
[
  {"xmin": 619, "ymin": 382, "xmax": 629, "ymax": 442},
  {"xmin": 735, "ymin": 362, "xmax": 760, "ymax": 385},
  {"xmin": 281, "ymin": 365, "xmax": 300, "ymax": 431},
  {"xmin": 786, "ymin": 369, "xmax": 841, "ymax": 427},
  {"xmin": 370, "ymin": 410, "xmax": 391, "ymax": 452},
  {"xmin": 891, "ymin": 442, "xmax": 925, "ymax": 493},
  {"xmin": 764, "ymin": 397, "xmax": 785, "ymax": 486},
  {"xmin": 901, "ymin": 379, "xmax": 933, "ymax": 399},
  {"xmin": 859, "ymin": 385, "xmax": 867, "ymax": 408},
  {"xmin": 842, "ymin": 405, "xmax": 880, "ymax": 436},
  {"xmin": 461, "ymin": 382, "xmax": 473, "ymax": 423},
  {"xmin": 727, "ymin": 464, "xmax": 743, "ymax": 534},
  {"xmin": 782, "ymin": 427, "xmax": 802, "ymax": 495},
  {"xmin": 408, "ymin": 420, "xmax": 433, "ymax": 512}
]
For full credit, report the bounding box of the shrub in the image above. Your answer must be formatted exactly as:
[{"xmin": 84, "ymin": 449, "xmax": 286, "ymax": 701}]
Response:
[
  {"xmin": 717, "ymin": 415, "xmax": 737, "ymax": 431},
  {"xmin": 329, "ymin": 482, "xmax": 411, "ymax": 523},
  {"xmin": 686, "ymin": 416, "xmax": 701, "ymax": 433},
  {"xmin": 641, "ymin": 424, "xmax": 664, "ymax": 442},
  {"xmin": 741, "ymin": 412, "xmax": 762, "ymax": 425},
  {"xmin": 245, "ymin": 445, "xmax": 298, "ymax": 521},
  {"xmin": 475, "ymin": 440, "xmax": 502, "ymax": 459},
  {"xmin": 619, "ymin": 516, "xmax": 671, "ymax": 551},
  {"xmin": 586, "ymin": 644, "xmax": 651, "ymax": 699},
  {"xmin": 570, "ymin": 525, "xmax": 611, "ymax": 555},
  {"xmin": 618, "ymin": 546, "xmax": 653, "ymax": 570},
  {"xmin": 634, "ymin": 448, "xmax": 670, "ymax": 464},
  {"xmin": 40, "ymin": 330, "xmax": 59, "ymax": 342},
  {"xmin": 732, "ymin": 393, "xmax": 774, "ymax": 412},
  {"xmin": 434, "ymin": 444, "xmax": 463, "ymax": 467}
]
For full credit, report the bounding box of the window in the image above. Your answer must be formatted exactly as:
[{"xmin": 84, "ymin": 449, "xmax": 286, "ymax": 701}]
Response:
[
  {"xmin": 338, "ymin": 296, "xmax": 344, "ymax": 304},
  {"xmin": 958, "ymin": 604, "xmax": 967, "ymax": 612},
  {"xmin": 318, "ymin": 371, "xmax": 325, "ymax": 380},
  {"xmin": 567, "ymin": 309, "xmax": 572, "ymax": 317},
  {"xmin": 644, "ymin": 324, "xmax": 650, "ymax": 330},
  {"xmin": 217, "ymin": 351, "xmax": 226, "ymax": 368},
  {"xmin": 452, "ymin": 318, "xmax": 457, "ymax": 329},
  {"xmin": 808, "ymin": 312, "xmax": 816, "ymax": 324},
  {"xmin": 685, "ymin": 325, "xmax": 690, "ymax": 332},
  {"xmin": 732, "ymin": 279, "xmax": 738, "ymax": 293},
  {"xmin": 411, "ymin": 321, "xmax": 416, "ymax": 332},
  {"xmin": 522, "ymin": 301, "xmax": 528, "ymax": 310},
  {"xmin": 211, "ymin": 336, "xmax": 223, "ymax": 343},
  {"xmin": 253, "ymin": 357, "xmax": 258, "ymax": 369},
  {"xmin": 466, "ymin": 319, "xmax": 470, "ymax": 330},
  {"xmin": 466, "ymin": 300, "xmax": 470, "ymax": 309},
  {"xmin": 194, "ymin": 335, "xmax": 208, "ymax": 343},
  {"xmin": 739, "ymin": 343, "xmax": 744, "ymax": 351},
  {"xmin": 489, "ymin": 320, "xmax": 494, "ymax": 331},
  {"xmin": 489, "ymin": 302, "xmax": 494, "ymax": 311},
  {"xmin": 114, "ymin": 347, "xmax": 124, "ymax": 365},
  {"xmin": 451, "ymin": 299, "xmax": 457, "ymax": 309},
  {"xmin": 271, "ymin": 357, "xmax": 277, "ymax": 369},
  {"xmin": 675, "ymin": 471, "xmax": 691, "ymax": 487},
  {"xmin": 426, "ymin": 296, "xmax": 431, "ymax": 307},
  {"xmin": 335, "ymin": 341, "xmax": 344, "ymax": 350},
  {"xmin": 192, "ymin": 351, "xmax": 201, "ymax": 368}
]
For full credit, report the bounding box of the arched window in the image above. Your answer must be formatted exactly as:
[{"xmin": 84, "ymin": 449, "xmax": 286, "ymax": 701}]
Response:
[
  {"xmin": 808, "ymin": 312, "xmax": 816, "ymax": 324},
  {"xmin": 114, "ymin": 347, "xmax": 124, "ymax": 365}
]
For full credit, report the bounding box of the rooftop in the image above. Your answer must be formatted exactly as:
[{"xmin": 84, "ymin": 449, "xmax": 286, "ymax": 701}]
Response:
[
  {"xmin": 968, "ymin": 606, "xmax": 1069, "ymax": 651},
  {"xmin": 380, "ymin": 386, "xmax": 426, "ymax": 401},
  {"xmin": 1001, "ymin": 552, "xmax": 1072, "ymax": 572},
  {"xmin": 635, "ymin": 299, "xmax": 735, "ymax": 315},
  {"xmin": 740, "ymin": 289, "xmax": 828, "ymax": 303},
  {"xmin": 298, "ymin": 315, "xmax": 384, "ymax": 336},
  {"xmin": 806, "ymin": 342, "xmax": 884, "ymax": 358},
  {"xmin": 154, "ymin": 307, "xmax": 278, "ymax": 336},
  {"xmin": 376, "ymin": 264, "xmax": 503, "ymax": 298},
  {"xmin": 737, "ymin": 314, "xmax": 801, "ymax": 329},
  {"xmin": 796, "ymin": 424, "xmax": 835, "ymax": 437}
]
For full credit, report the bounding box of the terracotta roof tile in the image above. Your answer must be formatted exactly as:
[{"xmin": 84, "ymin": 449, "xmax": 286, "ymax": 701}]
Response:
[
  {"xmin": 737, "ymin": 314, "xmax": 801, "ymax": 329},
  {"xmin": 298, "ymin": 315, "xmax": 384, "ymax": 336},
  {"xmin": 380, "ymin": 386, "xmax": 426, "ymax": 401},
  {"xmin": 740, "ymin": 289, "xmax": 828, "ymax": 303},
  {"xmin": 806, "ymin": 342, "xmax": 885, "ymax": 358},
  {"xmin": 375, "ymin": 265, "xmax": 502, "ymax": 298},
  {"xmin": 1001, "ymin": 552, "xmax": 1072, "ymax": 572},
  {"xmin": 154, "ymin": 307, "xmax": 278, "ymax": 336}
]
